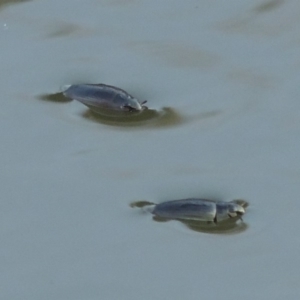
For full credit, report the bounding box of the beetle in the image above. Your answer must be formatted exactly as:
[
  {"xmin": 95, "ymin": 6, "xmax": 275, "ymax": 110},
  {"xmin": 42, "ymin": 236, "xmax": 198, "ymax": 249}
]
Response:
[
  {"xmin": 131, "ymin": 199, "xmax": 247, "ymax": 223},
  {"xmin": 62, "ymin": 83, "xmax": 147, "ymax": 114}
]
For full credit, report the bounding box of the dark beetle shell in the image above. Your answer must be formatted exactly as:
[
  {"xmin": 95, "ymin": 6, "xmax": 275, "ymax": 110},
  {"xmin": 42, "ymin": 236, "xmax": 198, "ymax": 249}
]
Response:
[
  {"xmin": 130, "ymin": 199, "xmax": 248, "ymax": 233},
  {"xmin": 151, "ymin": 198, "xmax": 246, "ymax": 223},
  {"xmin": 62, "ymin": 84, "xmax": 147, "ymax": 115},
  {"xmin": 152, "ymin": 199, "xmax": 216, "ymax": 221}
]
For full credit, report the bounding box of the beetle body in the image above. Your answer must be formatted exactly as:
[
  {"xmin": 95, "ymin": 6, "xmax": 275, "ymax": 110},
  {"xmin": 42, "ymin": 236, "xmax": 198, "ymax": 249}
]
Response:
[
  {"xmin": 151, "ymin": 198, "xmax": 246, "ymax": 223},
  {"xmin": 62, "ymin": 84, "xmax": 146, "ymax": 114}
]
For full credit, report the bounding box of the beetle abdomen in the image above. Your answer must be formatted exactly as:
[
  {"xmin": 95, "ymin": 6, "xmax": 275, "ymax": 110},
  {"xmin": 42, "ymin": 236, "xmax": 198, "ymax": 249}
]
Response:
[
  {"xmin": 152, "ymin": 199, "xmax": 217, "ymax": 221},
  {"xmin": 151, "ymin": 198, "xmax": 246, "ymax": 223},
  {"xmin": 62, "ymin": 83, "xmax": 145, "ymax": 113}
]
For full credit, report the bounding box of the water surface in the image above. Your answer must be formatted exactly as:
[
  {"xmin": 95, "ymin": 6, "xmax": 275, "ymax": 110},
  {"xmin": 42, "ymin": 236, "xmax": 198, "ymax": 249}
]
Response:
[{"xmin": 1, "ymin": 0, "xmax": 300, "ymax": 299}]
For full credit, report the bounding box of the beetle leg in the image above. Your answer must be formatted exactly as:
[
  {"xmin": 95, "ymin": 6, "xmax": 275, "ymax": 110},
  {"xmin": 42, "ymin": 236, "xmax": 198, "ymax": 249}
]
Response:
[{"xmin": 213, "ymin": 215, "xmax": 217, "ymax": 224}]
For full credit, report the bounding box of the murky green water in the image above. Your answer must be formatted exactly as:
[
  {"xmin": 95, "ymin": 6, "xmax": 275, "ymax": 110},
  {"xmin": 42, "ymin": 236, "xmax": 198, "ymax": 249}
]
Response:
[{"xmin": 1, "ymin": 0, "xmax": 300, "ymax": 299}]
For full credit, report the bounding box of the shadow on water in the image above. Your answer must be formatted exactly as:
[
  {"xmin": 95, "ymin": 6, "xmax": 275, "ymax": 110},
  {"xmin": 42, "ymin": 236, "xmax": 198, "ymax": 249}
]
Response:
[
  {"xmin": 38, "ymin": 93, "xmax": 73, "ymax": 103},
  {"xmin": 153, "ymin": 216, "xmax": 248, "ymax": 234},
  {"xmin": 37, "ymin": 92, "xmax": 186, "ymax": 128},
  {"xmin": 0, "ymin": 0, "xmax": 30, "ymax": 10},
  {"xmin": 131, "ymin": 200, "xmax": 248, "ymax": 235},
  {"xmin": 37, "ymin": 91, "xmax": 221, "ymax": 128},
  {"xmin": 81, "ymin": 107, "xmax": 185, "ymax": 128},
  {"xmin": 254, "ymin": 0, "xmax": 284, "ymax": 13},
  {"xmin": 46, "ymin": 23, "xmax": 83, "ymax": 39}
]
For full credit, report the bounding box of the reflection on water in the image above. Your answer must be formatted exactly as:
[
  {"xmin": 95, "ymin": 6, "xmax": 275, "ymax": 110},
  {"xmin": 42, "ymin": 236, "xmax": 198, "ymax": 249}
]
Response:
[
  {"xmin": 153, "ymin": 216, "xmax": 248, "ymax": 234},
  {"xmin": 127, "ymin": 41, "xmax": 220, "ymax": 69},
  {"xmin": 38, "ymin": 91, "xmax": 223, "ymax": 128},
  {"xmin": 217, "ymin": 0, "xmax": 287, "ymax": 36},
  {"xmin": 131, "ymin": 201, "xmax": 248, "ymax": 235},
  {"xmin": 81, "ymin": 107, "xmax": 184, "ymax": 128},
  {"xmin": 0, "ymin": 0, "xmax": 30, "ymax": 10},
  {"xmin": 254, "ymin": 0, "xmax": 284, "ymax": 13},
  {"xmin": 38, "ymin": 92, "xmax": 184, "ymax": 128},
  {"xmin": 46, "ymin": 23, "xmax": 82, "ymax": 39}
]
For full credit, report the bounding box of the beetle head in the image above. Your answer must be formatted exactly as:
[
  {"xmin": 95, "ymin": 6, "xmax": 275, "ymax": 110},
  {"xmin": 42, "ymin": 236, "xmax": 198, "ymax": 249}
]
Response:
[
  {"xmin": 122, "ymin": 104, "xmax": 140, "ymax": 112},
  {"xmin": 228, "ymin": 203, "xmax": 245, "ymax": 218},
  {"xmin": 122, "ymin": 97, "xmax": 145, "ymax": 112}
]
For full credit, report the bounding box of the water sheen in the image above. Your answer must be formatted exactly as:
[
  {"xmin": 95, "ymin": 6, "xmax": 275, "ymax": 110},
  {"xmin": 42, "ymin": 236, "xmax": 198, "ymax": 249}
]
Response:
[{"xmin": 1, "ymin": 1, "xmax": 300, "ymax": 300}]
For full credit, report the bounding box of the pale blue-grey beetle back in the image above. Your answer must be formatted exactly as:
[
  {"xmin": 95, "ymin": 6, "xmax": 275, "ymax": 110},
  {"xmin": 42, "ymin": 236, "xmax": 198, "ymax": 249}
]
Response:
[{"xmin": 62, "ymin": 83, "xmax": 147, "ymax": 113}]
